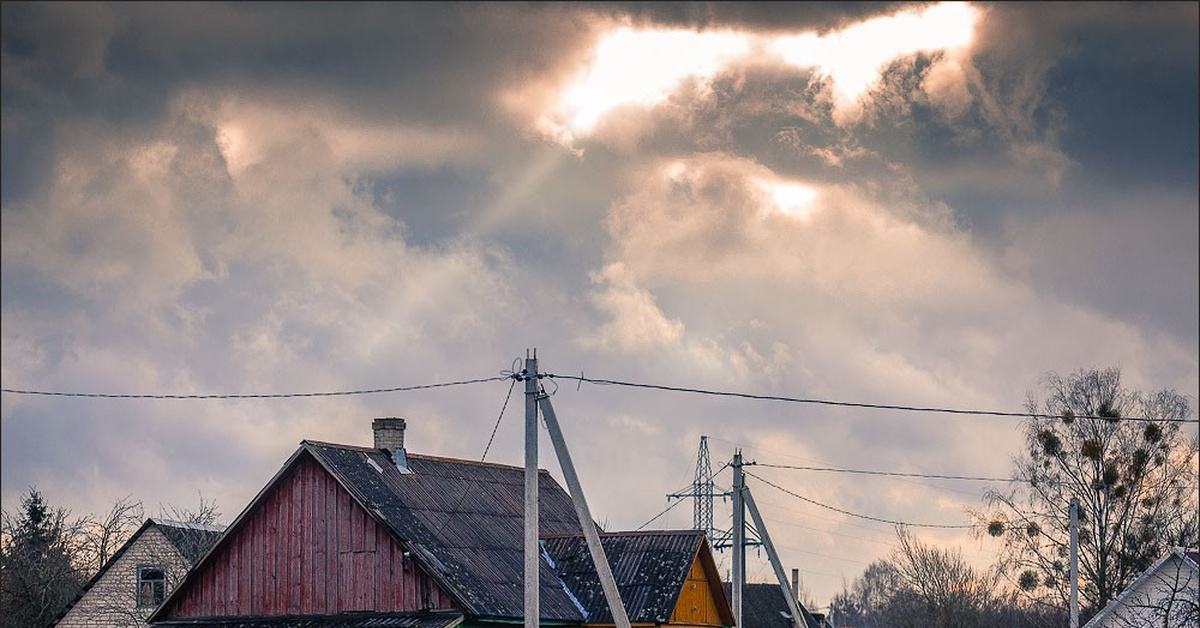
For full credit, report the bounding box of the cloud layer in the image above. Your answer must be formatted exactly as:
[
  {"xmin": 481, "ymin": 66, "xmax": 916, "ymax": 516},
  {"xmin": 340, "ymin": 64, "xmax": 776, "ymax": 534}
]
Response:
[{"xmin": 3, "ymin": 2, "xmax": 1196, "ymax": 605}]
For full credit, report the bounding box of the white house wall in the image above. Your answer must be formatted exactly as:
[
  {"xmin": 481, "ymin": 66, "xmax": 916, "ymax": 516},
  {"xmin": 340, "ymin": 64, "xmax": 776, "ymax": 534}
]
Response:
[{"xmin": 56, "ymin": 527, "xmax": 190, "ymax": 628}]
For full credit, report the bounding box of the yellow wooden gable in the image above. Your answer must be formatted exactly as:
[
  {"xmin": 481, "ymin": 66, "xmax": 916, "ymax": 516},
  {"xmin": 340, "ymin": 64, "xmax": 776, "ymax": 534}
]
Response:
[
  {"xmin": 571, "ymin": 532, "xmax": 734, "ymax": 628},
  {"xmin": 669, "ymin": 554, "xmax": 726, "ymax": 627}
]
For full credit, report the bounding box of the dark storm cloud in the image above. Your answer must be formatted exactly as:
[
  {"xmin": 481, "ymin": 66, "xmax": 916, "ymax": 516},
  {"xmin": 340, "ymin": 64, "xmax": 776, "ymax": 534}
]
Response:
[
  {"xmin": 1, "ymin": 2, "xmax": 591, "ymax": 203},
  {"xmin": 591, "ymin": 1, "xmax": 909, "ymax": 32},
  {"xmin": 2, "ymin": 2, "xmax": 1196, "ymax": 605}
]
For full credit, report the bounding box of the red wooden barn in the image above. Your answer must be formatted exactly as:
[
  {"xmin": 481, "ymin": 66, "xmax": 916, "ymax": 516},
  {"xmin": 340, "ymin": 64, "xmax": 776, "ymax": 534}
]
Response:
[{"xmin": 149, "ymin": 418, "xmax": 734, "ymax": 628}]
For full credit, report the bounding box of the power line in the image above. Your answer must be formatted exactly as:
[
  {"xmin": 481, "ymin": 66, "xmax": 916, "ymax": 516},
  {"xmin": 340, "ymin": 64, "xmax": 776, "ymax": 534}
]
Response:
[
  {"xmin": 548, "ymin": 373, "xmax": 1200, "ymax": 424},
  {"xmin": 707, "ymin": 437, "xmax": 987, "ymax": 497},
  {"xmin": 754, "ymin": 460, "xmax": 1198, "ymax": 490},
  {"xmin": 0, "ymin": 376, "xmax": 508, "ymax": 399},
  {"xmin": 758, "ymin": 512, "xmax": 895, "ymax": 548},
  {"xmin": 745, "ymin": 471, "xmax": 975, "ymax": 530},
  {"xmin": 635, "ymin": 497, "xmax": 687, "ymax": 531},
  {"xmin": 7, "ymin": 372, "xmax": 1196, "ymax": 425},
  {"xmin": 754, "ymin": 462, "xmax": 1015, "ymax": 483},
  {"xmin": 430, "ymin": 371, "xmax": 521, "ymax": 541}
]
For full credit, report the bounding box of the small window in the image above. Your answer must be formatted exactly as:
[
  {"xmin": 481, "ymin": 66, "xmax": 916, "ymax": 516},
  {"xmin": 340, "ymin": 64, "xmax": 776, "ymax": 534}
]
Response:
[{"xmin": 137, "ymin": 566, "xmax": 166, "ymax": 607}]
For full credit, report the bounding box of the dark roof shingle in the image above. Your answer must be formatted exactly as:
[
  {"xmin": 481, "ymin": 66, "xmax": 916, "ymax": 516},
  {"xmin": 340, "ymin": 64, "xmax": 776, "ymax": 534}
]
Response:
[
  {"xmin": 543, "ymin": 530, "xmax": 703, "ymax": 623},
  {"xmin": 153, "ymin": 519, "xmax": 226, "ymax": 565},
  {"xmin": 153, "ymin": 610, "xmax": 463, "ymax": 628},
  {"xmin": 304, "ymin": 442, "xmax": 586, "ymax": 621},
  {"xmin": 721, "ymin": 582, "xmax": 823, "ymax": 628}
]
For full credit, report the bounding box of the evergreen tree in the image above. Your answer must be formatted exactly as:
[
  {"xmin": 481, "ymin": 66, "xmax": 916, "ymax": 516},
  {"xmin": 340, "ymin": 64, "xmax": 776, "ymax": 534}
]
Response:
[{"xmin": 0, "ymin": 488, "xmax": 84, "ymax": 628}]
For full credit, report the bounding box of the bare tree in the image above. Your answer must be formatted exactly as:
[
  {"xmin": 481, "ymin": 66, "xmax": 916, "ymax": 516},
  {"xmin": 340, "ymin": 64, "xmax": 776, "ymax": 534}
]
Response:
[
  {"xmin": 979, "ymin": 368, "xmax": 1198, "ymax": 617},
  {"xmin": 0, "ymin": 489, "xmax": 225, "ymax": 628},
  {"xmin": 829, "ymin": 528, "xmax": 1050, "ymax": 628},
  {"xmin": 886, "ymin": 527, "xmax": 1009, "ymax": 628},
  {"xmin": 829, "ymin": 559, "xmax": 900, "ymax": 628},
  {"xmin": 56, "ymin": 493, "xmax": 224, "ymax": 628},
  {"xmin": 72, "ymin": 496, "xmax": 144, "ymax": 577},
  {"xmin": 156, "ymin": 492, "xmax": 224, "ymax": 566},
  {"xmin": 157, "ymin": 493, "xmax": 222, "ymax": 527},
  {"xmin": 1092, "ymin": 549, "xmax": 1198, "ymax": 628}
]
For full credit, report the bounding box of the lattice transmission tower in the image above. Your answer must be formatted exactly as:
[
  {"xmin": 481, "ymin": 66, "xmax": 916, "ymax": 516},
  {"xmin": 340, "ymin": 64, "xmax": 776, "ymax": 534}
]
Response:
[{"xmin": 668, "ymin": 436, "xmax": 730, "ymax": 546}]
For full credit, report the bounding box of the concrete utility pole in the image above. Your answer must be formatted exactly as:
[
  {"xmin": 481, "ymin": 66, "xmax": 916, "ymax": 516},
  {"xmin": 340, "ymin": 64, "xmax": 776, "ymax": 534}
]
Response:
[
  {"xmin": 732, "ymin": 450, "xmax": 745, "ymax": 627},
  {"xmin": 538, "ymin": 394, "xmax": 632, "ymax": 628},
  {"xmin": 1070, "ymin": 497, "xmax": 1079, "ymax": 628},
  {"xmin": 744, "ymin": 485, "xmax": 806, "ymax": 628},
  {"xmin": 523, "ymin": 352, "xmax": 539, "ymax": 628}
]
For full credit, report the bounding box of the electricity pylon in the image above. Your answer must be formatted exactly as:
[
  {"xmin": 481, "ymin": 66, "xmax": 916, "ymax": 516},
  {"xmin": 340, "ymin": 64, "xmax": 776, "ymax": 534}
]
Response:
[{"xmin": 668, "ymin": 436, "xmax": 734, "ymax": 546}]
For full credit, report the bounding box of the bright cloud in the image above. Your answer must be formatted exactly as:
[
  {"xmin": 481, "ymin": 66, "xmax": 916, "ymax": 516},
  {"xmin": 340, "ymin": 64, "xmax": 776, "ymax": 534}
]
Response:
[
  {"xmin": 578, "ymin": 262, "xmax": 685, "ymax": 353},
  {"xmin": 543, "ymin": 26, "xmax": 751, "ymax": 143},
  {"xmin": 757, "ymin": 177, "xmax": 820, "ymax": 221},
  {"xmin": 536, "ymin": 3, "xmax": 980, "ymax": 144},
  {"xmin": 773, "ymin": 2, "xmax": 979, "ymax": 124},
  {"xmin": 3, "ymin": 2, "xmax": 1194, "ymax": 609}
]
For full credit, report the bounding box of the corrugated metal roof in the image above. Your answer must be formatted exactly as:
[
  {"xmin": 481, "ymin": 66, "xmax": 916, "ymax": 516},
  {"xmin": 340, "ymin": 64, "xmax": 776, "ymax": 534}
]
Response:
[
  {"xmin": 721, "ymin": 582, "xmax": 823, "ymax": 628},
  {"xmin": 304, "ymin": 442, "xmax": 587, "ymax": 622},
  {"xmin": 154, "ymin": 611, "xmax": 463, "ymax": 628},
  {"xmin": 154, "ymin": 520, "xmax": 227, "ymax": 565},
  {"xmin": 542, "ymin": 530, "xmax": 703, "ymax": 623}
]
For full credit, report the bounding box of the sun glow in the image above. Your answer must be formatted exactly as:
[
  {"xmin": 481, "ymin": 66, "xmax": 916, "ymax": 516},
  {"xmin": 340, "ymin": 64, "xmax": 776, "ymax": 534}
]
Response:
[
  {"xmin": 772, "ymin": 2, "xmax": 979, "ymax": 121},
  {"xmin": 539, "ymin": 3, "xmax": 978, "ymax": 143},
  {"xmin": 758, "ymin": 178, "xmax": 819, "ymax": 220},
  {"xmin": 551, "ymin": 27, "xmax": 751, "ymax": 140}
]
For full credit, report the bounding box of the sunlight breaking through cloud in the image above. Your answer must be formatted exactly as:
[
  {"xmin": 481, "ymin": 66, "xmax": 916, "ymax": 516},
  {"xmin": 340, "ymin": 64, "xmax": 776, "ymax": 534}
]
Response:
[
  {"xmin": 547, "ymin": 27, "xmax": 751, "ymax": 143},
  {"xmin": 772, "ymin": 2, "xmax": 979, "ymax": 124},
  {"xmin": 758, "ymin": 178, "xmax": 820, "ymax": 221},
  {"xmin": 541, "ymin": 2, "xmax": 979, "ymax": 142}
]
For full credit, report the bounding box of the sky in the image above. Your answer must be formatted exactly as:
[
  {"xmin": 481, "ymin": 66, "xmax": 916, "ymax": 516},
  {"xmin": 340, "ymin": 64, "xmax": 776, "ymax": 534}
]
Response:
[{"xmin": 2, "ymin": 1, "xmax": 1198, "ymax": 608}]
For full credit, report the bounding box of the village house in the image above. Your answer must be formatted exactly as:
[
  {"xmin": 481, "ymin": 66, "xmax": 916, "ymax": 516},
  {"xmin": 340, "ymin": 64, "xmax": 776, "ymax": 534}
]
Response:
[
  {"xmin": 53, "ymin": 518, "xmax": 225, "ymax": 628},
  {"xmin": 719, "ymin": 582, "xmax": 826, "ymax": 628},
  {"xmin": 1082, "ymin": 546, "xmax": 1199, "ymax": 628},
  {"xmin": 148, "ymin": 418, "xmax": 734, "ymax": 627}
]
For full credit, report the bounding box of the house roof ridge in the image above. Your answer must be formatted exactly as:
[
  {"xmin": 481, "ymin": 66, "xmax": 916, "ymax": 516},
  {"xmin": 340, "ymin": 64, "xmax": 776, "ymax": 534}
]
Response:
[
  {"xmin": 406, "ymin": 452, "xmax": 530, "ymax": 471},
  {"xmin": 150, "ymin": 518, "xmax": 227, "ymax": 533},
  {"xmin": 301, "ymin": 440, "xmax": 552, "ymax": 473},
  {"xmin": 542, "ymin": 529, "xmax": 702, "ymax": 539}
]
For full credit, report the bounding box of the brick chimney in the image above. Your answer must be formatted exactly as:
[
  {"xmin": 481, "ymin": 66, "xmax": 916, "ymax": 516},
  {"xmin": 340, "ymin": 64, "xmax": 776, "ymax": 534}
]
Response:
[{"xmin": 372, "ymin": 417, "xmax": 409, "ymax": 472}]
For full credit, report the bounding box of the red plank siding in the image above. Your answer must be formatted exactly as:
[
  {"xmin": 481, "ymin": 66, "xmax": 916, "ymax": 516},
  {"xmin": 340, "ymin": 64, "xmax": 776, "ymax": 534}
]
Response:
[{"xmin": 162, "ymin": 454, "xmax": 456, "ymax": 619}]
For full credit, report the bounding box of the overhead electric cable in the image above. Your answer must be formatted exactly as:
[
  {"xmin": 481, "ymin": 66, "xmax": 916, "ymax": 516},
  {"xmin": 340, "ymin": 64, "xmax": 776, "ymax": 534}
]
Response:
[
  {"xmin": 754, "ymin": 462, "xmax": 1015, "ymax": 483},
  {"xmin": 756, "ymin": 512, "xmax": 895, "ymax": 547},
  {"xmin": 431, "ymin": 369, "xmax": 522, "ymax": 540},
  {"xmin": 635, "ymin": 497, "xmax": 688, "ymax": 531},
  {"xmin": 547, "ymin": 373, "xmax": 1199, "ymax": 424},
  {"xmin": 745, "ymin": 471, "xmax": 975, "ymax": 530},
  {"xmin": 0, "ymin": 376, "xmax": 508, "ymax": 399}
]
